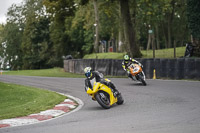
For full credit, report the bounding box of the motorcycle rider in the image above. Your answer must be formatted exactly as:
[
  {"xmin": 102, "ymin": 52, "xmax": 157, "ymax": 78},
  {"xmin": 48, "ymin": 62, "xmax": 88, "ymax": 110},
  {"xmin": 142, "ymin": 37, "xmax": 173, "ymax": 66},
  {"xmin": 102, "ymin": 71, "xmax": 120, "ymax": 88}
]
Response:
[
  {"xmin": 122, "ymin": 55, "xmax": 143, "ymax": 79},
  {"xmin": 84, "ymin": 67, "xmax": 119, "ymax": 97}
]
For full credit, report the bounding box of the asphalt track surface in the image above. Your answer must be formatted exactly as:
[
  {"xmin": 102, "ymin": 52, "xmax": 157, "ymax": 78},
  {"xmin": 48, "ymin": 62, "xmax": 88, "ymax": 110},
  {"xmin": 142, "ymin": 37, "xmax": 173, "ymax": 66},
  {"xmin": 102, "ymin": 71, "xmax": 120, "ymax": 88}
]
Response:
[{"xmin": 0, "ymin": 75, "xmax": 200, "ymax": 133}]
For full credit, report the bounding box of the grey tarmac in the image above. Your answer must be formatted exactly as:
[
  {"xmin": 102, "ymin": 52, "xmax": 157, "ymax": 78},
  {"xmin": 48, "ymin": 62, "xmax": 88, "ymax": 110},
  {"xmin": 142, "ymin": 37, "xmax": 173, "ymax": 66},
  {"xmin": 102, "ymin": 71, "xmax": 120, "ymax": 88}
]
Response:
[{"xmin": 0, "ymin": 75, "xmax": 200, "ymax": 133}]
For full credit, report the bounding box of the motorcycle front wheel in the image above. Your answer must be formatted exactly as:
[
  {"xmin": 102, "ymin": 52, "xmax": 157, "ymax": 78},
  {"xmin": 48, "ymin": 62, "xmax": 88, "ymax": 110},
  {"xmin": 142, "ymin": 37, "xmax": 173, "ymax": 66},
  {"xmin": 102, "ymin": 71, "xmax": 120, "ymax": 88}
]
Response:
[
  {"xmin": 138, "ymin": 74, "xmax": 147, "ymax": 86},
  {"xmin": 95, "ymin": 92, "xmax": 111, "ymax": 109}
]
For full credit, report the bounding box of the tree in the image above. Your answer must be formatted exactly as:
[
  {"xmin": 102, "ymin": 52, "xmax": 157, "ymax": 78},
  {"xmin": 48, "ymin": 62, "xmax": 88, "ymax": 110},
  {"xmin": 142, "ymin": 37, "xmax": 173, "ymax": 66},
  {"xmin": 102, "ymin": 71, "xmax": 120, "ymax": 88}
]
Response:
[
  {"xmin": 0, "ymin": 24, "xmax": 4, "ymax": 68},
  {"xmin": 2, "ymin": 23, "xmax": 23, "ymax": 69},
  {"xmin": 22, "ymin": 0, "xmax": 53, "ymax": 69},
  {"xmin": 72, "ymin": 0, "xmax": 120, "ymax": 55},
  {"xmin": 93, "ymin": 0, "xmax": 99, "ymax": 53},
  {"xmin": 135, "ymin": 0, "xmax": 189, "ymax": 51},
  {"xmin": 99, "ymin": 0, "xmax": 121, "ymax": 52},
  {"xmin": 119, "ymin": 0, "xmax": 141, "ymax": 57},
  {"xmin": 187, "ymin": 0, "xmax": 200, "ymax": 57},
  {"xmin": 43, "ymin": 0, "xmax": 76, "ymax": 66},
  {"xmin": 0, "ymin": 3, "xmax": 24, "ymax": 70},
  {"xmin": 67, "ymin": 3, "xmax": 93, "ymax": 57}
]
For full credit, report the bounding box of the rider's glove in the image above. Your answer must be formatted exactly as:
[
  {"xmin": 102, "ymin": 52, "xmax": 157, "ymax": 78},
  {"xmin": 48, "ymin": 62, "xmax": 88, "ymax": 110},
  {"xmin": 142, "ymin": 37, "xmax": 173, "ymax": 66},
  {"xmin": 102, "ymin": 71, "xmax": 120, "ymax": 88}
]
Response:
[
  {"xmin": 127, "ymin": 70, "xmax": 130, "ymax": 74},
  {"xmin": 122, "ymin": 65, "xmax": 126, "ymax": 71}
]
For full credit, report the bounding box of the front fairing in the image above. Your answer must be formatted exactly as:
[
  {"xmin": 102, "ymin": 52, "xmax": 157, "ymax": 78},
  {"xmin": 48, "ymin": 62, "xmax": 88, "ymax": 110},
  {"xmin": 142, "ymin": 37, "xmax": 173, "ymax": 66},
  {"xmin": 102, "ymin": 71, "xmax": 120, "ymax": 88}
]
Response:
[
  {"xmin": 130, "ymin": 64, "xmax": 142, "ymax": 76},
  {"xmin": 86, "ymin": 82, "xmax": 100, "ymax": 95},
  {"xmin": 86, "ymin": 82, "xmax": 118, "ymax": 105}
]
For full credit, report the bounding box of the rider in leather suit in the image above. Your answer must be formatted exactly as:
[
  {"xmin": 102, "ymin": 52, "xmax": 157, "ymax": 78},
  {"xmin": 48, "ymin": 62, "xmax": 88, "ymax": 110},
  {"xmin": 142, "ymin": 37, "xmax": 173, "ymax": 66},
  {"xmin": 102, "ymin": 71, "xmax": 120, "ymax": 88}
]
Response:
[
  {"xmin": 122, "ymin": 55, "xmax": 143, "ymax": 79},
  {"xmin": 84, "ymin": 67, "xmax": 119, "ymax": 97}
]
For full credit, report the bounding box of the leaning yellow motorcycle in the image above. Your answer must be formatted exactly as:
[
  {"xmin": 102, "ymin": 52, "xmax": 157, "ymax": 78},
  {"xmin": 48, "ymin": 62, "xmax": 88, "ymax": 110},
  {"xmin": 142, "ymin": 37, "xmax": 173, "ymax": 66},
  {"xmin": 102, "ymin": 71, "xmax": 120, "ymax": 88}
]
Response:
[{"xmin": 86, "ymin": 79, "xmax": 124, "ymax": 109}]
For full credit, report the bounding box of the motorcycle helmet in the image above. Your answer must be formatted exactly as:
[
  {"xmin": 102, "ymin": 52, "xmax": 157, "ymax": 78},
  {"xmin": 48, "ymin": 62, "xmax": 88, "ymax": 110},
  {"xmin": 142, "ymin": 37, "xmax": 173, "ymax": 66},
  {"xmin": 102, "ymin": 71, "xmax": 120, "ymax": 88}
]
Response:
[
  {"xmin": 124, "ymin": 55, "xmax": 130, "ymax": 64},
  {"xmin": 84, "ymin": 67, "xmax": 92, "ymax": 78}
]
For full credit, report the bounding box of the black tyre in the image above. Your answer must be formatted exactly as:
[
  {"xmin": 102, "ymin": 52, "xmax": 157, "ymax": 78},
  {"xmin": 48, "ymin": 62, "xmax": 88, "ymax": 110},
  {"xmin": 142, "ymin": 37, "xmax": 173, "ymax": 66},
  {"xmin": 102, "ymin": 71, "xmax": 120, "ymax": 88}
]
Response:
[
  {"xmin": 138, "ymin": 74, "xmax": 147, "ymax": 86},
  {"xmin": 116, "ymin": 93, "xmax": 124, "ymax": 105},
  {"xmin": 95, "ymin": 92, "xmax": 111, "ymax": 109}
]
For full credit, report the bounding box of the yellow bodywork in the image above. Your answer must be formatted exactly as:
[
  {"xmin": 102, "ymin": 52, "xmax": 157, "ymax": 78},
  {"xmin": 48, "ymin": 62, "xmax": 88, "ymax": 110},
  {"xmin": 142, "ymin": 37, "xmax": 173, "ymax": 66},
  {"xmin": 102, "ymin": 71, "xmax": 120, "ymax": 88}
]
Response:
[{"xmin": 86, "ymin": 81, "xmax": 118, "ymax": 106}]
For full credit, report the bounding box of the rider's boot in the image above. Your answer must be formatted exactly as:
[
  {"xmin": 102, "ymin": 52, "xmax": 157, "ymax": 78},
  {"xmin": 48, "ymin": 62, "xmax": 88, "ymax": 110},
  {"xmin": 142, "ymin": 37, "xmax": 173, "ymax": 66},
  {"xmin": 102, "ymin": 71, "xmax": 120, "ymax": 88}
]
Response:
[
  {"xmin": 111, "ymin": 86, "xmax": 119, "ymax": 97},
  {"xmin": 107, "ymin": 82, "xmax": 119, "ymax": 97},
  {"xmin": 113, "ymin": 90, "xmax": 119, "ymax": 97}
]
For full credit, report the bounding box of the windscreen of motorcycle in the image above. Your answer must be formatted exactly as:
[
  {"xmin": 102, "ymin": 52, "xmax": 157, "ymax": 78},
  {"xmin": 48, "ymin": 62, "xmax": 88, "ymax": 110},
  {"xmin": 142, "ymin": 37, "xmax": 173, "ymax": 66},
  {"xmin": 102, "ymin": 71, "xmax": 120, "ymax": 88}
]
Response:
[{"xmin": 89, "ymin": 78, "xmax": 96, "ymax": 88}]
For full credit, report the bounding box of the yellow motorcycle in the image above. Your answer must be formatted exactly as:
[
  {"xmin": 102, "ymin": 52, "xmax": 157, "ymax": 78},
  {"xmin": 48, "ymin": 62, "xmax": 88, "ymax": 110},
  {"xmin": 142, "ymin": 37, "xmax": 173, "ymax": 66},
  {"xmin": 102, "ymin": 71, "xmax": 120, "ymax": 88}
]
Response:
[{"xmin": 86, "ymin": 79, "xmax": 124, "ymax": 109}]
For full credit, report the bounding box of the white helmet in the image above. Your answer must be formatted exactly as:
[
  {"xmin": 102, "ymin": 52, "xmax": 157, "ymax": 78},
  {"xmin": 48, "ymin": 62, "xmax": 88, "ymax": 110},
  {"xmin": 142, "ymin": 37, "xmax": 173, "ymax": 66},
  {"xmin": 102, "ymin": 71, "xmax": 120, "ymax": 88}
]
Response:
[{"xmin": 84, "ymin": 67, "xmax": 92, "ymax": 78}]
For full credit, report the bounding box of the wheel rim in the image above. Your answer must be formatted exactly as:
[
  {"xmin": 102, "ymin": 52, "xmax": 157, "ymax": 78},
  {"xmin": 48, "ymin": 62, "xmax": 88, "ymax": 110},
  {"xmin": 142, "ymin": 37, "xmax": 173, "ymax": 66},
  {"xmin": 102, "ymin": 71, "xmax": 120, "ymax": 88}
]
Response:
[{"xmin": 99, "ymin": 92, "xmax": 110, "ymax": 105}]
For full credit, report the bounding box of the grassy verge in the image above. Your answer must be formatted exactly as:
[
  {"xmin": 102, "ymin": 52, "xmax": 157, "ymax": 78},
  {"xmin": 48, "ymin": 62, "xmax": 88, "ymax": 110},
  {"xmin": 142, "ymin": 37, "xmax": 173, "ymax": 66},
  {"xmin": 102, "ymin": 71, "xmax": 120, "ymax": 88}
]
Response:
[
  {"xmin": 0, "ymin": 82, "xmax": 66, "ymax": 120},
  {"xmin": 141, "ymin": 47, "xmax": 185, "ymax": 58},
  {"xmin": 83, "ymin": 47, "xmax": 185, "ymax": 59},
  {"xmin": 3, "ymin": 68, "xmax": 125, "ymax": 78},
  {"xmin": 83, "ymin": 52, "xmax": 124, "ymax": 59},
  {"xmin": 3, "ymin": 67, "xmax": 85, "ymax": 78}
]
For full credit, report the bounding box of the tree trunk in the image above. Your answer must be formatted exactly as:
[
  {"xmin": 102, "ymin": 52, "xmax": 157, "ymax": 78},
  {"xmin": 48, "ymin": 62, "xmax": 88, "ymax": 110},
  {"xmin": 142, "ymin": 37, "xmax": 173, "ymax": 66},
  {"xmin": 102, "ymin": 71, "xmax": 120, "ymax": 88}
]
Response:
[
  {"xmin": 167, "ymin": 0, "xmax": 175, "ymax": 48},
  {"xmin": 174, "ymin": 40, "xmax": 176, "ymax": 58},
  {"xmin": 118, "ymin": 5, "xmax": 125, "ymax": 52},
  {"xmin": 161, "ymin": 21, "xmax": 168, "ymax": 48},
  {"xmin": 119, "ymin": 0, "xmax": 141, "ymax": 57},
  {"xmin": 167, "ymin": 16, "xmax": 172, "ymax": 48},
  {"xmin": 93, "ymin": 0, "xmax": 99, "ymax": 53},
  {"xmin": 146, "ymin": 33, "xmax": 151, "ymax": 50},
  {"xmin": 152, "ymin": 33, "xmax": 155, "ymax": 58},
  {"xmin": 155, "ymin": 25, "xmax": 160, "ymax": 49}
]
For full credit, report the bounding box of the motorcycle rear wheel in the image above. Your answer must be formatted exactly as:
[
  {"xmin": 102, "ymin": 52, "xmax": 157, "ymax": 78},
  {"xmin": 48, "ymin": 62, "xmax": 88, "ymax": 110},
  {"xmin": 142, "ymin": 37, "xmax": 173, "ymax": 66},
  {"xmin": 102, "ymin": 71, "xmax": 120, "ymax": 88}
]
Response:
[
  {"xmin": 95, "ymin": 92, "xmax": 111, "ymax": 109},
  {"xmin": 116, "ymin": 93, "xmax": 124, "ymax": 105}
]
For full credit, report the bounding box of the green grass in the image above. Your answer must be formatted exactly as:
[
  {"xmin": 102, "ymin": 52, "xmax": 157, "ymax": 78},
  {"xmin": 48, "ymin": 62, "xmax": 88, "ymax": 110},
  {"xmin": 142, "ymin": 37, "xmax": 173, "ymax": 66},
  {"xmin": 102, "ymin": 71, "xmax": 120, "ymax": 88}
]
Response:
[
  {"xmin": 83, "ymin": 52, "xmax": 124, "ymax": 59},
  {"xmin": 141, "ymin": 47, "xmax": 185, "ymax": 58},
  {"xmin": 0, "ymin": 82, "xmax": 66, "ymax": 120},
  {"xmin": 83, "ymin": 47, "xmax": 185, "ymax": 59},
  {"xmin": 3, "ymin": 68, "xmax": 124, "ymax": 78},
  {"xmin": 3, "ymin": 67, "xmax": 85, "ymax": 78}
]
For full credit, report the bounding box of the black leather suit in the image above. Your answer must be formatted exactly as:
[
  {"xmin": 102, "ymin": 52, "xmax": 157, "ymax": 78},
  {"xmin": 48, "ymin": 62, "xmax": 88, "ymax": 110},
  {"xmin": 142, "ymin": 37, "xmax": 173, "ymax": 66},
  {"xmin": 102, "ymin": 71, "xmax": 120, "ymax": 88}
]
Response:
[{"xmin": 85, "ymin": 71, "xmax": 118, "ymax": 94}]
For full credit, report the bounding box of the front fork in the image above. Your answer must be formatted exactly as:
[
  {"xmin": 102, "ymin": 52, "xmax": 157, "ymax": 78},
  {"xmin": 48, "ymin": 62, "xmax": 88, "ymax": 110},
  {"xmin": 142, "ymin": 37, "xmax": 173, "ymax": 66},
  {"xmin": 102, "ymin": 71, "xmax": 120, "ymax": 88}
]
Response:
[{"xmin": 136, "ymin": 71, "xmax": 145, "ymax": 81}]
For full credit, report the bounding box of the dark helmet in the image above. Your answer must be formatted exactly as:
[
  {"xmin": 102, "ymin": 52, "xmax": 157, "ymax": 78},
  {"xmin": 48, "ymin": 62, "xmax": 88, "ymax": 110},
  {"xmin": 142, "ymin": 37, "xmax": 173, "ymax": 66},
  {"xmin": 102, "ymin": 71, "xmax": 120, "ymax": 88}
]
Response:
[
  {"xmin": 84, "ymin": 67, "xmax": 92, "ymax": 78},
  {"xmin": 124, "ymin": 55, "xmax": 130, "ymax": 64}
]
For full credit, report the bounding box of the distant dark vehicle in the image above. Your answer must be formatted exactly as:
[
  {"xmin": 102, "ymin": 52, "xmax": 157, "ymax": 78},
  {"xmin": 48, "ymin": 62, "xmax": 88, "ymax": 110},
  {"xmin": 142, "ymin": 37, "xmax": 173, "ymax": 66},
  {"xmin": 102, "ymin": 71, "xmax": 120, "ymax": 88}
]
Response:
[
  {"xmin": 184, "ymin": 42, "xmax": 193, "ymax": 57},
  {"xmin": 63, "ymin": 55, "xmax": 73, "ymax": 60}
]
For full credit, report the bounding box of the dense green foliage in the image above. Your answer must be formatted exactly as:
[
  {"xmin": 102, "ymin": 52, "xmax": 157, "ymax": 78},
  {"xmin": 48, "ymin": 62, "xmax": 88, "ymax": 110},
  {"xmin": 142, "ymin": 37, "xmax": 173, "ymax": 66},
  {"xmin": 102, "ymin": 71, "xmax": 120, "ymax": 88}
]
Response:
[
  {"xmin": 0, "ymin": 82, "xmax": 66, "ymax": 119},
  {"xmin": 186, "ymin": 0, "xmax": 200, "ymax": 57},
  {"xmin": 0, "ymin": 0, "xmax": 198, "ymax": 70},
  {"xmin": 187, "ymin": 0, "xmax": 200, "ymax": 39}
]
